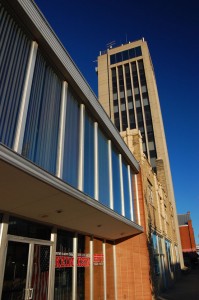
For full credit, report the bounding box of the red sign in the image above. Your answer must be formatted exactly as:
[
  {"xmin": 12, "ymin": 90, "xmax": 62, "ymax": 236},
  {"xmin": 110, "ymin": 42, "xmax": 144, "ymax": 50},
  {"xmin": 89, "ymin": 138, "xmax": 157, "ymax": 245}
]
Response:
[{"xmin": 55, "ymin": 253, "xmax": 103, "ymax": 268}]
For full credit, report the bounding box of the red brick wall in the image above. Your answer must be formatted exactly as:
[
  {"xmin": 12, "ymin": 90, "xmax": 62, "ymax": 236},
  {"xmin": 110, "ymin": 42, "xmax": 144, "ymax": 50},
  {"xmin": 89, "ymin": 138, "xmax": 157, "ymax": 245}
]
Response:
[
  {"xmin": 114, "ymin": 173, "xmax": 152, "ymax": 299},
  {"xmin": 179, "ymin": 220, "xmax": 196, "ymax": 252}
]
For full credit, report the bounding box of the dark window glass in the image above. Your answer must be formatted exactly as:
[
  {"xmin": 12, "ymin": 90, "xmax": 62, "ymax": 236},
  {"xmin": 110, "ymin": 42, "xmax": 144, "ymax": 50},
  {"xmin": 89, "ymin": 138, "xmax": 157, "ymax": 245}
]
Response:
[
  {"xmin": 0, "ymin": 5, "xmax": 31, "ymax": 148},
  {"xmin": 55, "ymin": 230, "xmax": 73, "ymax": 299},
  {"xmin": 62, "ymin": 89, "xmax": 80, "ymax": 188},
  {"xmin": 110, "ymin": 54, "xmax": 116, "ymax": 65},
  {"xmin": 116, "ymin": 52, "xmax": 122, "ymax": 63},
  {"xmin": 77, "ymin": 235, "xmax": 87, "ymax": 299},
  {"xmin": 83, "ymin": 111, "xmax": 95, "ymax": 198},
  {"xmin": 122, "ymin": 50, "xmax": 129, "ymax": 61},
  {"xmin": 129, "ymin": 48, "xmax": 135, "ymax": 59},
  {"xmin": 114, "ymin": 112, "xmax": 120, "ymax": 131},
  {"xmin": 135, "ymin": 46, "xmax": 142, "ymax": 57},
  {"xmin": 22, "ymin": 51, "xmax": 62, "ymax": 174},
  {"xmin": 98, "ymin": 129, "xmax": 110, "ymax": 207},
  {"xmin": 8, "ymin": 217, "xmax": 51, "ymax": 240}
]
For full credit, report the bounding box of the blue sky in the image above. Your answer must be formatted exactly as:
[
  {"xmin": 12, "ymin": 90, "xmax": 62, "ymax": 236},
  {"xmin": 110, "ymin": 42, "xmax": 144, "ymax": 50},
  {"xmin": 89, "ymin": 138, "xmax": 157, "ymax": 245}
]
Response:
[{"xmin": 35, "ymin": 0, "xmax": 199, "ymax": 244}]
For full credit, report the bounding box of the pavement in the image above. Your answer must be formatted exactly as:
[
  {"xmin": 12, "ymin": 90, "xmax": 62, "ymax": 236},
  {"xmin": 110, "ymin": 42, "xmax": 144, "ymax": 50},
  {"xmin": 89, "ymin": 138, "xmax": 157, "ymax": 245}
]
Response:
[{"xmin": 158, "ymin": 267, "xmax": 199, "ymax": 300}]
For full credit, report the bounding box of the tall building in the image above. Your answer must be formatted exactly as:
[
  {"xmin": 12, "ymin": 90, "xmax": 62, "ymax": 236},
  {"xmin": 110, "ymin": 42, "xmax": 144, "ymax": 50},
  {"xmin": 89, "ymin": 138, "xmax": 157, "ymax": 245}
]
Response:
[
  {"xmin": 97, "ymin": 39, "xmax": 184, "ymax": 268},
  {"xmin": 0, "ymin": 0, "xmax": 154, "ymax": 299}
]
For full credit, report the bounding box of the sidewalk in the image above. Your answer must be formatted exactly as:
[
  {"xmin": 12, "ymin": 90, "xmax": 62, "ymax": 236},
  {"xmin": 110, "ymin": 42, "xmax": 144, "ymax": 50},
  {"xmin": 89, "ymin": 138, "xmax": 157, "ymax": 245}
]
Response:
[{"xmin": 158, "ymin": 267, "xmax": 199, "ymax": 300}]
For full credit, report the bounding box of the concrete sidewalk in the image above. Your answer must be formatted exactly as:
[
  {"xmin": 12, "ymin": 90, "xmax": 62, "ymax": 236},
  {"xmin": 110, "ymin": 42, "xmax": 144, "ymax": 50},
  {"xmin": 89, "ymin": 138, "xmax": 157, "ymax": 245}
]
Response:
[{"xmin": 158, "ymin": 267, "xmax": 199, "ymax": 300}]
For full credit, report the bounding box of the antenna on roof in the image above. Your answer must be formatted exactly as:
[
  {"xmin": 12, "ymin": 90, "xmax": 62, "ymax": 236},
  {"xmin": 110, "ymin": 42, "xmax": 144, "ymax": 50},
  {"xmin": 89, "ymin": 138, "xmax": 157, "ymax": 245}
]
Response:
[{"xmin": 106, "ymin": 41, "xmax": 115, "ymax": 49}]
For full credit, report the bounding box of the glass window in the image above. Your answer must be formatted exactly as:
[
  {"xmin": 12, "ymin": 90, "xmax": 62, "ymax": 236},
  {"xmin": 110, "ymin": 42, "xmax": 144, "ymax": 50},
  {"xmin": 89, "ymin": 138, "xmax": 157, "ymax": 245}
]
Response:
[
  {"xmin": 62, "ymin": 89, "xmax": 80, "ymax": 188},
  {"xmin": 98, "ymin": 129, "xmax": 110, "ymax": 207},
  {"xmin": 112, "ymin": 146, "xmax": 122, "ymax": 214},
  {"xmin": 77, "ymin": 235, "xmax": 87, "ymax": 299},
  {"xmin": 22, "ymin": 51, "xmax": 62, "ymax": 174},
  {"xmin": 83, "ymin": 111, "xmax": 95, "ymax": 198},
  {"xmin": 55, "ymin": 230, "xmax": 73, "ymax": 300},
  {"xmin": 122, "ymin": 161, "xmax": 132, "ymax": 220},
  {"xmin": 135, "ymin": 46, "xmax": 142, "ymax": 57},
  {"xmin": 0, "ymin": 5, "xmax": 31, "ymax": 148},
  {"xmin": 8, "ymin": 217, "xmax": 51, "ymax": 240},
  {"xmin": 110, "ymin": 54, "xmax": 116, "ymax": 65}
]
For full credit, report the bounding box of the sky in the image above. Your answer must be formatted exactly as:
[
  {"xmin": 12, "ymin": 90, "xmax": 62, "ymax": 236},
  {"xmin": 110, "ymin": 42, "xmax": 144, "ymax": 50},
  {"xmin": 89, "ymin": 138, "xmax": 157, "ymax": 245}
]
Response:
[{"xmin": 35, "ymin": 0, "xmax": 199, "ymax": 244}]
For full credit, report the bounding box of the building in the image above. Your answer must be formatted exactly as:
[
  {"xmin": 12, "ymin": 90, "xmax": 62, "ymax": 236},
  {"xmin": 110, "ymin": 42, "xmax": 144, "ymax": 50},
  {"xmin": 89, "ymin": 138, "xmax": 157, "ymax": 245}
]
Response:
[
  {"xmin": 97, "ymin": 39, "xmax": 184, "ymax": 269},
  {"xmin": 178, "ymin": 212, "xmax": 198, "ymax": 268},
  {"xmin": 0, "ymin": 0, "xmax": 155, "ymax": 299},
  {"xmin": 122, "ymin": 129, "xmax": 181, "ymax": 292}
]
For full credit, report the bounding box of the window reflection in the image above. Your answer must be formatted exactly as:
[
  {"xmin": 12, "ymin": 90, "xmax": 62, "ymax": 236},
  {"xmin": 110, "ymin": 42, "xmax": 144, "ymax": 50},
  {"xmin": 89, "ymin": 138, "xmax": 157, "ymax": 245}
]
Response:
[
  {"xmin": 111, "ymin": 146, "xmax": 122, "ymax": 214},
  {"xmin": 83, "ymin": 112, "xmax": 94, "ymax": 198},
  {"xmin": 122, "ymin": 161, "xmax": 131, "ymax": 220},
  {"xmin": 98, "ymin": 129, "xmax": 110, "ymax": 207},
  {"xmin": 62, "ymin": 89, "xmax": 80, "ymax": 188},
  {"xmin": 22, "ymin": 51, "xmax": 61, "ymax": 174}
]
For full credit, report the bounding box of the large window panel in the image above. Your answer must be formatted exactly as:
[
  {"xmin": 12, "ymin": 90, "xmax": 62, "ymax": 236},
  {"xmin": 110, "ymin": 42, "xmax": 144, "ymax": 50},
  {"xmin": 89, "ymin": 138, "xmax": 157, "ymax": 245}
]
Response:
[
  {"xmin": 122, "ymin": 161, "xmax": 132, "ymax": 220},
  {"xmin": 83, "ymin": 111, "xmax": 95, "ymax": 198},
  {"xmin": 54, "ymin": 230, "xmax": 73, "ymax": 300},
  {"xmin": 111, "ymin": 146, "xmax": 122, "ymax": 214},
  {"xmin": 0, "ymin": 5, "xmax": 31, "ymax": 148},
  {"xmin": 22, "ymin": 51, "xmax": 61, "ymax": 174},
  {"xmin": 62, "ymin": 89, "xmax": 80, "ymax": 188},
  {"xmin": 98, "ymin": 129, "xmax": 110, "ymax": 207}
]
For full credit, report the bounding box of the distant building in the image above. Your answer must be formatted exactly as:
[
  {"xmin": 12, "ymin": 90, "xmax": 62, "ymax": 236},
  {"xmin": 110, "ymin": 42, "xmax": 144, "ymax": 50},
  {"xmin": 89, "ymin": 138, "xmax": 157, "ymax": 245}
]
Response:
[{"xmin": 178, "ymin": 212, "xmax": 197, "ymax": 253}]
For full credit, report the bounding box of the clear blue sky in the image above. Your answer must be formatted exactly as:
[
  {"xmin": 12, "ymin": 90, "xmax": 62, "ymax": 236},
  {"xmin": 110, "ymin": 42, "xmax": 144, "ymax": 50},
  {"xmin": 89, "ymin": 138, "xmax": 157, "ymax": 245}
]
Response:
[{"xmin": 35, "ymin": 0, "xmax": 199, "ymax": 244}]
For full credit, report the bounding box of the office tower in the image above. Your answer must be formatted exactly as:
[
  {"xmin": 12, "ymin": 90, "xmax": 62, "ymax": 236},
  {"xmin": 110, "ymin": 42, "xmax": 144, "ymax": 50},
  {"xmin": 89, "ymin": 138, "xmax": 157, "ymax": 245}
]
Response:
[{"xmin": 98, "ymin": 39, "xmax": 184, "ymax": 267}]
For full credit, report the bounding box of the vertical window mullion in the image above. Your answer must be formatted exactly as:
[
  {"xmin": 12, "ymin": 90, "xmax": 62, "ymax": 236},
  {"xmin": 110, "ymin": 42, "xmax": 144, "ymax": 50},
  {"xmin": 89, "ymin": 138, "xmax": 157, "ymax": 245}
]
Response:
[
  {"xmin": 78, "ymin": 104, "xmax": 85, "ymax": 191},
  {"xmin": 13, "ymin": 41, "xmax": 38, "ymax": 153},
  {"xmin": 94, "ymin": 122, "xmax": 99, "ymax": 200},
  {"xmin": 48, "ymin": 228, "xmax": 57, "ymax": 300},
  {"xmin": 119, "ymin": 154, "xmax": 125, "ymax": 216},
  {"xmin": 90, "ymin": 237, "xmax": 94, "ymax": 300},
  {"xmin": 108, "ymin": 140, "xmax": 113, "ymax": 209},
  {"xmin": 56, "ymin": 81, "xmax": 68, "ymax": 178},
  {"xmin": 103, "ymin": 241, "xmax": 107, "ymax": 300},
  {"xmin": 72, "ymin": 234, "xmax": 77, "ymax": 300},
  {"xmin": 127, "ymin": 165, "xmax": 134, "ymax": 221}
]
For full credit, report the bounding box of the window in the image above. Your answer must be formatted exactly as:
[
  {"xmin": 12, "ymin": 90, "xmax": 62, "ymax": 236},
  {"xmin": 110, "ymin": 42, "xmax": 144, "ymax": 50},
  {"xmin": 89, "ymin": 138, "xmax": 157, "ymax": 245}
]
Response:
[
  {"xmin": 22, "ymin": 51, "xmax": 62, "ymax": 174},
  {"xmin": 0, "ymin": 6, "xmax": 31, "ymax": 148},
  {"xmin": 62, "ymin": 89, "xmax": 80, "ymax": 188},
  {"xmin": 98, "ymin": 129, "xmax": 110, "ymax": 207},
  {"xmin": 83, "ymin": 111, "xmax": 95, "ymax": 198},
  {"xmin": 122, "ymin": 161, "xmax": 132, "ymax": 220},
  {"xmin": 111, "ymin": 146, "xmax": 122, "ymax": 214}
]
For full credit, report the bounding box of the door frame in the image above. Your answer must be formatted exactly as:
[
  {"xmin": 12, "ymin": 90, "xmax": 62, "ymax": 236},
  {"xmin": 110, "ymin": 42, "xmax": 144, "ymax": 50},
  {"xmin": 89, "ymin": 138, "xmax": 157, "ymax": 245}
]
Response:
[{"xmin": 2, "ymin": 234, "xmax": 54, "ymax": 300}]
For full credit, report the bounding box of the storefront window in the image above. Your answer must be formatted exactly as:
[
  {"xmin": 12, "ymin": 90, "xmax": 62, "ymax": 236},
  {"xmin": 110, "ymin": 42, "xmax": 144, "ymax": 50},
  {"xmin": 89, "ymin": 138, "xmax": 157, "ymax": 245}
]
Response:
[
  {"xmin": 54, "ymin": 230, "xmax": 73, "ymax": 300},
  {"xmin": 8, "ymin": 217, "xmax": 51, "ymax": 240}
]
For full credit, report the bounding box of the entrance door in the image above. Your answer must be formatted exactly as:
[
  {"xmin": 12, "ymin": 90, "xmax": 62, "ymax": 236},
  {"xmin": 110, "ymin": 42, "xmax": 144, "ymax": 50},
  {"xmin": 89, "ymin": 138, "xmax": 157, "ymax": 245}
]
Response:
[{"xmin": 2, "ymin": 240, "xmax": 50, "ymax": 300}]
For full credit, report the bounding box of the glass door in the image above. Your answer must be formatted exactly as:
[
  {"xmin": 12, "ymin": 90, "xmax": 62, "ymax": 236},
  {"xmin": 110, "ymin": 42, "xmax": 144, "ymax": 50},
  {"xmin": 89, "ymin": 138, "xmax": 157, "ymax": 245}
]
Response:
[
  {"xmin": 2, "ymin": 240, "xmax": 50, "ymax": 300},
  {"xmin": 2, "ymin": 241, "xmax": 29, "ymax": 300}
]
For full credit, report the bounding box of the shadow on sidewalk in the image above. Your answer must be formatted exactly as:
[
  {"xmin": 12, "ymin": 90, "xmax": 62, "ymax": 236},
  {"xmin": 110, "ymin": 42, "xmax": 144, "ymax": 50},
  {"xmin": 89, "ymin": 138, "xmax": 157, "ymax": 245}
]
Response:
[{"xmin": 158, "ymin": 267, "xmax": 199, "ymax": 300}]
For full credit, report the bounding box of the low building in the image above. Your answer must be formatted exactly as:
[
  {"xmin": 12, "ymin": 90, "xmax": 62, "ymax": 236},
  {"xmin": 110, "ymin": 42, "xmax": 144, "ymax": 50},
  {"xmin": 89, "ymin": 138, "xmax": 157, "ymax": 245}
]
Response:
[{"xmin": 178, "ymin": 212, "xmax": 198, "ymax": 268}]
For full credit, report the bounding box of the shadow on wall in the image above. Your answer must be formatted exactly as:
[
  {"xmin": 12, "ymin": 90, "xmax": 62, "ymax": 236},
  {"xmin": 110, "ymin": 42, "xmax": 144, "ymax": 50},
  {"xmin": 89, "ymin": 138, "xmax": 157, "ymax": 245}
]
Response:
[{"xmin": 145, "ymin": 195, "xmax": 181, "ymax": 298}]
